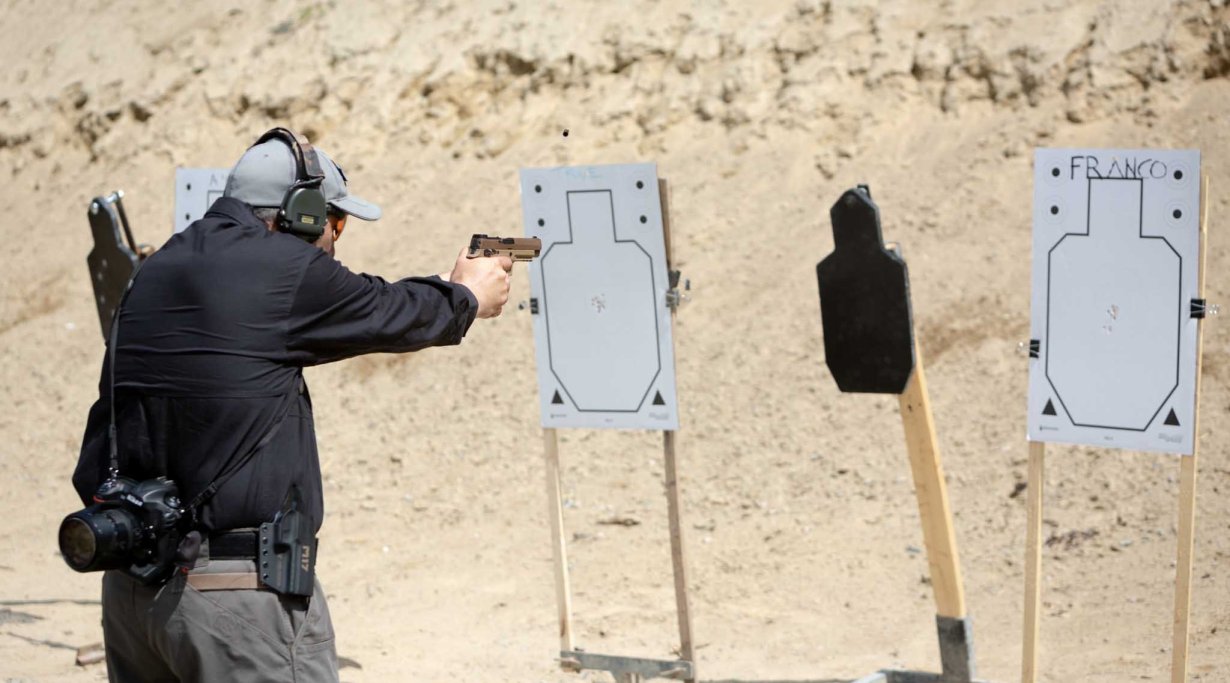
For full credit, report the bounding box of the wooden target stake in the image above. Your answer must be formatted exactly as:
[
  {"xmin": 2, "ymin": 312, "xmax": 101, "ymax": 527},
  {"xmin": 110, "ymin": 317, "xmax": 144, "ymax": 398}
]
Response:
[
  {"xmin": 899, "ymin": 342, "xmax": 971, "ymax": 626},
  {"xmin": 661, "ymin": 179, "xmax": 697, "ymax": 674},
  {"xmin": 543, "ymin": 427, "xmax": 573, "ymax": 652},
  {"xmin": 1170, "ymin": 173, "xmax": 1210, "ymax": 683},
  {"xmin": 1020, "ymin": 440, "xmax": 1045, "ymax": 683}
]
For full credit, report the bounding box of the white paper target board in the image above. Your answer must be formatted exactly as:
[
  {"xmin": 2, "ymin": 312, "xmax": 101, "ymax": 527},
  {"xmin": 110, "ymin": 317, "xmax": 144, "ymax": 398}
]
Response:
[
  {"xmin": 174, "ymin": 168, "xmax": 230, "ymax": 233},
  {"xmin": 1027, "ymin": 148, "xmax": 1201, "ymax": 455},
  {"xmin": 520, "ymin": 163, "xmax": 679, "ymax": 430}
]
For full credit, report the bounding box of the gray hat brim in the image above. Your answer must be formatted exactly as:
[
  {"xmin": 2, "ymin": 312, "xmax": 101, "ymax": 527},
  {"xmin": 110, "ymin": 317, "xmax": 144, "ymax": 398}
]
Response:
[{"xmin": 330, "ymin": 194, "xmax": 382, "ymax": 221}]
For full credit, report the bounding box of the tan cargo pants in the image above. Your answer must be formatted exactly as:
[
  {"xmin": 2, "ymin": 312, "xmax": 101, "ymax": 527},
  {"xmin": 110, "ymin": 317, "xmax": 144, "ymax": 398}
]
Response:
[{"xmin": 100, "ymin": 557, "xmax": 338, "ymax": 683}]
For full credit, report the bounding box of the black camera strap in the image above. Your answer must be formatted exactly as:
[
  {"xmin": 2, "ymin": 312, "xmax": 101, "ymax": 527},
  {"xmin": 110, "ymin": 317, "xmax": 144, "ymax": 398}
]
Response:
[{"xmin": 106, "ymin": 263, "xmax": 143, "ymax": 480}]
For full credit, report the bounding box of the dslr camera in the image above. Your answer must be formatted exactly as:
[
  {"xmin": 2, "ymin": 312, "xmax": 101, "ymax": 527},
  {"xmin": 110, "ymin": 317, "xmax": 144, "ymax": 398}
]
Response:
[{"xmin": 58, "ymin": 476, "xmax": 188, "ymax": 584}]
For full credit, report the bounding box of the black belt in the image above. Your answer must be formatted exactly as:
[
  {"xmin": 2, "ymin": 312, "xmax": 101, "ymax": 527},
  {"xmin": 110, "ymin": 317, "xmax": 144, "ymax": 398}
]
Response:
[{"xmin": 208, "ymin": 529, "xmax": 259, "ymax": 560}]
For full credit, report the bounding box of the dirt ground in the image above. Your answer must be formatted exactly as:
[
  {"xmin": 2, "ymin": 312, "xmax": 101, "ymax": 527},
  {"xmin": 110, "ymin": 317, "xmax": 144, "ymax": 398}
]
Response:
[{"xmin": 1, "ymin": 1, "xmax": 1228, "ymax": 681}]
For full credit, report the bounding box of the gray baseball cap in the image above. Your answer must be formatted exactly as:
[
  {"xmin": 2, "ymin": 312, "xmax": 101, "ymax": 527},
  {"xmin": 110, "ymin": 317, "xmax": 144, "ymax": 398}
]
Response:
[{"xmin": 223, "ymin": 138, "xmax": 382, "ymax": 221}]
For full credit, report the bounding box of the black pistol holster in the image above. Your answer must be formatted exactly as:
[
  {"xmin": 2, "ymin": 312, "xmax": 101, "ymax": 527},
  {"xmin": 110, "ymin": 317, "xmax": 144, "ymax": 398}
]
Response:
[{"xmin": 258, "ymin": 486, "xmax": 317, "ymax": 597}]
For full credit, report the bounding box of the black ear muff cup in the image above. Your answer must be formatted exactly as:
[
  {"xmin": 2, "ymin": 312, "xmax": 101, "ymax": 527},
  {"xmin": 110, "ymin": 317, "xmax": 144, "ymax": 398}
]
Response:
[{"xmin": 282, "ymin": 186, "xmax": 327, "ymax": 242}]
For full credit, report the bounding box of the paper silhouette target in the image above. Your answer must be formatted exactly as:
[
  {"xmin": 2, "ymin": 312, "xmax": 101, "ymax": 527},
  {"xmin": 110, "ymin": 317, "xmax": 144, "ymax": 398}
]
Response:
[
  {"xmin": 1028, "ymin": 148, "xmax": 1201, "ymax": 455},
  {"xmin": 520, "ymin": 163, "xmax": 679, "ymax": 430},
  {"xmin": 174, "ymin": 168, "xmax": 229, "ymax": 233}
]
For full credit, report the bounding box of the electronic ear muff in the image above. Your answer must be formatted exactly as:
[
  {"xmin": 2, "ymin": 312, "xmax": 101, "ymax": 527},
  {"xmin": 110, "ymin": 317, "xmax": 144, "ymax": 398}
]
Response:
[{"xmin": 252, "ymin": 128, "xmax": 327, "ymax": 243}]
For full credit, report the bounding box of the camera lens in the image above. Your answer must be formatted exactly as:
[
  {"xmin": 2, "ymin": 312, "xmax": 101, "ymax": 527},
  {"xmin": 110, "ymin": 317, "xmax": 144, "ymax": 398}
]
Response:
[
  {"xmin": 59, "ymin": 517, "xmax": 97, "ymax": 570},
  {"xmin": 58, "ymin": 507, "xmax": 141, "ymax": 572}
]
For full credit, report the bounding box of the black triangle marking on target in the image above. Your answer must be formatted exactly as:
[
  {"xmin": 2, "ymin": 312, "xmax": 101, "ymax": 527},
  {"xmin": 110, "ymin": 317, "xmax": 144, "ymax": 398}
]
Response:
[
  {"xmin": 1164, "ymin": 408, "xmax": 1180, "ymax": 426},
  {"xmin": 551, "ymin": 390, "xmax": 564, "ymax": 405},
  {"xmin": 652, "ymin": 391, "xmax": 666, "ymax": 406},
  {"xmin": 1042, "ymin": 399, "xmax": 1057, "ymax": 416}
]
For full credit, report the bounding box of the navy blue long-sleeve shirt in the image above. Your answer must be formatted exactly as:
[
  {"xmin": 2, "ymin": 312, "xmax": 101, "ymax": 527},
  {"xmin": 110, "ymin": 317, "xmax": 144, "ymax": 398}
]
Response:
[{"xmin": 72, "ymin": 197, "xmax": 477, "ymax": 533}]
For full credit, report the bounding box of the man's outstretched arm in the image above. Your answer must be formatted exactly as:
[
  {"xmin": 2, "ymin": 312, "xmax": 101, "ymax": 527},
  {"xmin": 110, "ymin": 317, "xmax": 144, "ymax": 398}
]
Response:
[{"xmin": 283, "ymin": 248, "xmax": 510, "ymax": 365}]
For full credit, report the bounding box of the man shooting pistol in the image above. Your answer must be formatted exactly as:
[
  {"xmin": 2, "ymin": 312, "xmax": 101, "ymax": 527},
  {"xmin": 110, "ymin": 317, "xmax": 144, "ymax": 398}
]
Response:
[{"xmin": 468, "ymin": 234, "xmax": 541, "ymax": 261}]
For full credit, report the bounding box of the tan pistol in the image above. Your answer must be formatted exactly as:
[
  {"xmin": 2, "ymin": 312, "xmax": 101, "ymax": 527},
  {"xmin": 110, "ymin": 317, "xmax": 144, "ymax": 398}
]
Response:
[{"xmin": 467, "ymin": 234, "xmax": 542, "ymax": 261}]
